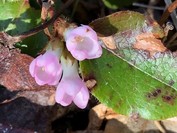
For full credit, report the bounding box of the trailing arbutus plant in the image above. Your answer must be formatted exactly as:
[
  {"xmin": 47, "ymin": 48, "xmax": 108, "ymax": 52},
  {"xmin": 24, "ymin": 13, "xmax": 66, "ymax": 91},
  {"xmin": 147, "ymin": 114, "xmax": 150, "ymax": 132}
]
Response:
[{"xmin": 1, "ymin": 0, "xmax": 177, "ymax": 121}]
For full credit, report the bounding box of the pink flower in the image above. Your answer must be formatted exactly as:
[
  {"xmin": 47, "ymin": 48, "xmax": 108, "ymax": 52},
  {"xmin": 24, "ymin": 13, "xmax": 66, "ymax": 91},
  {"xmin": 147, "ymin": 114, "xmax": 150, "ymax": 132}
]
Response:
[
  {"xmin": 64, "ymin": 25, "xmax": 102, "ymax": 61},
  {"xmin": 55, "ymin": 57, "xmax": 89, "ymax": 109},
  {"xmin": 29, "ymin": 50, "xmax": 62, "ymax": 86}
]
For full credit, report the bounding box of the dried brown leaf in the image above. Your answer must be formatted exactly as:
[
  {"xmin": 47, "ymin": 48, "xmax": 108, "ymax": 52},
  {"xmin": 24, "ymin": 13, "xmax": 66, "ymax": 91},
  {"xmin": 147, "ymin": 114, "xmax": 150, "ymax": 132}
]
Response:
[
  {"xmin": 0, "ymin": 45, "xmax": 56, "ymax": 105},
  {"xmin": 18, "ymin": 89, "xmax": 56, "ymax": 106},
  {"xmin": 0, "ymin": 45, "xmax": 52, "ymax": 91}
]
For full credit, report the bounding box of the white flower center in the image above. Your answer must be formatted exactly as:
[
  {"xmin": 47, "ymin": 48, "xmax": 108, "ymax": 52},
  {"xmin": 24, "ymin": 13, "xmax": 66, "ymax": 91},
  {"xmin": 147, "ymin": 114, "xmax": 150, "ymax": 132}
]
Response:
[
  {"xmin": 75, "ymin": 36, "xmax": 84, "ymax": 43},
  {"xmin": 41, "ymin": 66, "xmax": 45, "ymax": 71}
]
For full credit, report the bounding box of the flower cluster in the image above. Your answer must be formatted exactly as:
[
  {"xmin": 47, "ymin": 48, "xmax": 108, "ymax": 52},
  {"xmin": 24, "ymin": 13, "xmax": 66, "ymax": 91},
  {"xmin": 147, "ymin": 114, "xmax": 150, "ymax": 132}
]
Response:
[{"xmin": 29, "ymin": 25, "xmax": 102, "ymax": 109}]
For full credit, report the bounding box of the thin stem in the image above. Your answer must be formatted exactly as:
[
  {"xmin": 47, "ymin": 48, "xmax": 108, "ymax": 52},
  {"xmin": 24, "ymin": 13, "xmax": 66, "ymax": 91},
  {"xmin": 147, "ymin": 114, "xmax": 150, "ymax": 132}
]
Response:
[
  {"xmin": 132, "ymin": 2, "xmax": 164, "ymax": 10},
  {"xmin": 71, "ymin": 0, "xmax": 80, "ymax": 18},
  {"xmin": 147, "ymin": 0, "xmax": 161, "ymax": 19},
  {"xmin": 164, "ymin": 0, "xmax": 177, "ymax": 31},
  {"xmin": 16, "ymin": 0, "xmax": 74, "ymax": 40},
  {"xmin": 159, "ymin": 0, "xmax": 177, "ymax": 26}
]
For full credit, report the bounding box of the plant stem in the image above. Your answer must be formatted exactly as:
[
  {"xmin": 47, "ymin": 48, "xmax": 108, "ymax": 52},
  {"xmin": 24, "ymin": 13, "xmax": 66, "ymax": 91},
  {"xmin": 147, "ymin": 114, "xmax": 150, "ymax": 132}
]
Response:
[
  {"xmin": 159, "ymin": 0, "xmax": 177, "ymax": 26},
  {"xmin": 71, "ymin": 0, "xmax": 80, "ymax": 18},
  {"xmin": 132, "ymin": 2, "xmax": 164, "ymax": 10},
  {"xmin": 16, "ymin": 0, "xmax": 74, "ymax": 41}
]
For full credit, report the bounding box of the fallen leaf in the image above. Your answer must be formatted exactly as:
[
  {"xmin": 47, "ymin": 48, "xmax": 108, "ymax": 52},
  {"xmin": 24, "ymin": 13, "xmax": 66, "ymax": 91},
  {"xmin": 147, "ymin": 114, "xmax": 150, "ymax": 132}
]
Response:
[
  {"xmin": 0, "ymin": 45, "xmax": 52, "ymax": 91},
  {"xmin": 17, "ymin": 89, "xmax": 56, "ymax": 106},
  {"xmin": 0, "ymin": 45, "xmax": 56, "ymax": 105}
]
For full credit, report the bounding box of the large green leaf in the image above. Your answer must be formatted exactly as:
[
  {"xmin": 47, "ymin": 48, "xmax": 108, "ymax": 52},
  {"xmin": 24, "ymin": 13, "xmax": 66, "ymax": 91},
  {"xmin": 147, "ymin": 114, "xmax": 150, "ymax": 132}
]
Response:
[
  {"xmin": 80, "ymin": 11, "xmax": 177, "ymax": 120},
  {"xmin": 0, "ymin": 0, "xmax": 47, "ymax": 56}
]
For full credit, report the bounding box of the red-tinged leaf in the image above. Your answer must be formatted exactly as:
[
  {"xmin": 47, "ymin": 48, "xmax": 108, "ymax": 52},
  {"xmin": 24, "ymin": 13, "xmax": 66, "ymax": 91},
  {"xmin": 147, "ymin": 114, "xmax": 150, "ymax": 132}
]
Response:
[{"xmin": 0, "ymin": 45, "xmax": 50, "ymax": 91}]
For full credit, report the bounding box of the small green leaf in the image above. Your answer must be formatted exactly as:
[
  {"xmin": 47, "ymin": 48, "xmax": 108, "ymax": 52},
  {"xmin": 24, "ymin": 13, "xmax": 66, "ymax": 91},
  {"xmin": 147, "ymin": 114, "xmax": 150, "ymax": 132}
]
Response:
[
  {"xmin": 0, "ymin": 0, "xmax": 47, "ymax": 56},
  {"xmin": 80, "ymin": 11, "xmax": 177, "ymax": 120}
]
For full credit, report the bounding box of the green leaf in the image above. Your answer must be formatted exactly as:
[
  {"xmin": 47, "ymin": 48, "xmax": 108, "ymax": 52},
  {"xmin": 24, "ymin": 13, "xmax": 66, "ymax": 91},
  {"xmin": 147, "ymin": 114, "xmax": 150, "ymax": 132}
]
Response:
[
  {"xmin": 80, "ymin": 11, "xmax": 177, "ymax": 120},
  {"xmin": 0, "ymin": 0, "xmax": 47, "ymax": 56},
  {"xmin": 102, "ymin": 0, "xmax": 137, "ymax": 9}
]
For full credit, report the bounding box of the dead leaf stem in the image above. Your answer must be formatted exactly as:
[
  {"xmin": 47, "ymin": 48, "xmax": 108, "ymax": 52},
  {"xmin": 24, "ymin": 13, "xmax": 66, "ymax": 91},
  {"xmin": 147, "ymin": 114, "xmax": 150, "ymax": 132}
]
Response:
[{"xmin": 159, "ymin": 0, "xmax": 177, "ymax": 26}]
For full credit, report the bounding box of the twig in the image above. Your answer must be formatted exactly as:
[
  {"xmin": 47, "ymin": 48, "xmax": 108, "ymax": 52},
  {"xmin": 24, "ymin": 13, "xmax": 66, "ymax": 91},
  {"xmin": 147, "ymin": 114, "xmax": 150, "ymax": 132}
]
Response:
[
  {"xmin": 159, "ymin": 0, "xmax": 177, "ymax": 26},
  {"xmin": 132, "ymin": 2, "xmax": 164, "ymax": 10},
  {"xmin": 0, "ymin": 96, "xmax": 18, "ymax": 105},
  {"xmin": 164, "ymin": 0, "xmax": 177, "ymax": 31},
  {"xmin": 0, "ymin": 0, "xmax": 74, "ymax": 48},
  {"xmin": 41, "ymin": 1, "xmax": 53, "ymax": 39},
  {"xmin": 147, "ymin": 0, "xmax": 161, "ymax": 19},
  {"xmin": 15, "ymin": 0, "xmax": 74, "ymax": 40},
  {"xmin": 71, "ymin": 0, "xmax": 80, "ymax": 18},
  {"xmin": 98, "ymin": 0, "xmax": 106, "ymax": 17}
]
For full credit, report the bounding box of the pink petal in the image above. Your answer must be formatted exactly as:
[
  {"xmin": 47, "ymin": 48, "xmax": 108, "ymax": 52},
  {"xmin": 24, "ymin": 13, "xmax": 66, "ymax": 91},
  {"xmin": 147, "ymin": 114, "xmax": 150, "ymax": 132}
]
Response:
[
  {"xmin": 70, "ymin": 50, "xmax": 86, "ymax": 61},
  {"xmin": 43, "ymin": 51, "xmax": 58, "ymax": 63},
  {"xmin": 64, "ymin": 78, "xmax": 82, "ymax": 96},
  {"xmin": 29, "ymin": 50, "xmax": 62, "ymax": 86},
  {"xmin": 29, "ymin": 59, "xmax": 36, "ymax": 77},
  {"xmin": 65, "ymin": 25, "xmax": 102, "ymax": 61},
  {"xmin": 54, "ymin": 57, "xmax": 89, "ymax": 108},
  {"xmin": 87, "ymin": 40, "xmax": 102, "ymax": 59},
  {"xmin": 34, "ymin": 76, "xmax": 46, "ymax": 85},
  {"xmin": 66, "ymin": 25, "xmax": 97, "ymax": 41},
  {"xmin": 76, "ymin": 37, "xmax": 94, "ymax": 51},
  {"xmin": 68, "ymin": 37, "xmax": 102, "ymax": 61},
  {"xmin": 55, "ymin": 85, "xmax": 73, "ymax": 106},
  {"xmin": 73, "ymin": 86, "xmax": 89, "ymax": 109},
  {"xmin": 47, "ymin": 67, "xmax": 62, "ymax": 85},
  {"xmin": 81, "ymin": 25, "xmax": 98, "ymax": 40},
  {"xmin": 35, "ymin": 67, "xmax": 50, "ymax": 85},
  {"xmin": 95, "ymin": 46, "xmax": 103, "ymax": 57},
  {"xmin": 45, "ymin": 62, "xmax": 60, "ymax": 74},
  {"xmin": 36, "ymin": 55, "xmax": 46, "ymax": 67},
  {"xmin": 66, "ymin": 27, "xmax": 86, "ymax": 40},
  {"xmin": 64, "ymin": 28, "xmax": 74, "ymax": 40},
  {"xmin": 65, "ymin": 35, "xmax": 79, "ymax": 50},
  {"xmin": 55, "ymin": 76, "xmax": 88, "ymax": 107}
]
